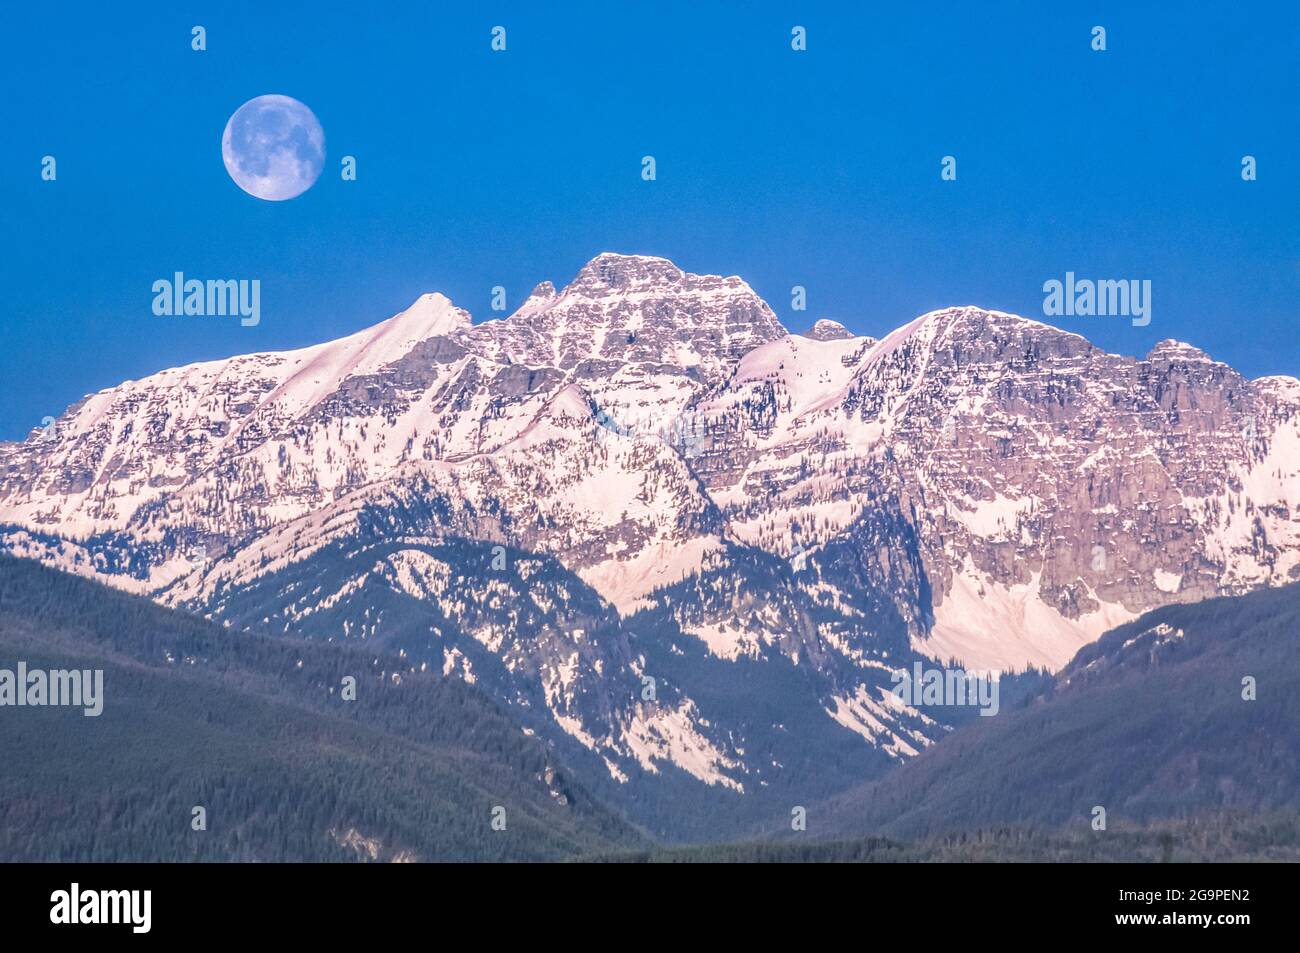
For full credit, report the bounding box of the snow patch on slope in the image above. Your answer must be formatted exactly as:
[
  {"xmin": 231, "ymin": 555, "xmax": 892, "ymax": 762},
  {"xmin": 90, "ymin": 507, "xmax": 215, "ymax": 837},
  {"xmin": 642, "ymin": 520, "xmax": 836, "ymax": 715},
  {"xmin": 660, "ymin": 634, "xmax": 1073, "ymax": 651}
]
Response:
[{"xmin": 919, "ymin": 559, "xmax": 1138, "ymax": 672}]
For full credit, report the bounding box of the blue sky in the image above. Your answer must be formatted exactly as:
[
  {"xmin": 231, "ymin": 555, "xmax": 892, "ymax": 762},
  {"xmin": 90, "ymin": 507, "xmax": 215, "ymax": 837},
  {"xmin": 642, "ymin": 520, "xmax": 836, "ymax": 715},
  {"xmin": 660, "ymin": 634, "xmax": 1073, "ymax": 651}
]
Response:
[{"xmin": 2, "ymin": 1, "xmax": 1297, "ymax": 439}]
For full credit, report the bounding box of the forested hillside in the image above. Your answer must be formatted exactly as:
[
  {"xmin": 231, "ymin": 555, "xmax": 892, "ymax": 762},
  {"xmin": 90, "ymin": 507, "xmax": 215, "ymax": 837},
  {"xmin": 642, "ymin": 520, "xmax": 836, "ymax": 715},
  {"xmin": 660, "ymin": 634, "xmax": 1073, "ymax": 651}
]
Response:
[
  {"xmin": 802, "ymin": 581, "xmax": 1300, "ymax": 841},
  {"xmin": 0, "ymin": 556, "xmax": 643, "ymax": 860}
]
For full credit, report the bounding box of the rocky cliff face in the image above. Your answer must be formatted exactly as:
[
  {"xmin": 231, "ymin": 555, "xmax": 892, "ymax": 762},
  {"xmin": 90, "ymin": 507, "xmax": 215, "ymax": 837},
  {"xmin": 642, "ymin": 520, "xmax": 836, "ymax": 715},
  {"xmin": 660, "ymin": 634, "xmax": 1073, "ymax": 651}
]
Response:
[
  {"xmin": 683, "ymin": 306, "xmax": 1300, "ymax": 669},
  {"xmin": 3, "ymin": 254, "xmax": 1298, "ymax": 814}
]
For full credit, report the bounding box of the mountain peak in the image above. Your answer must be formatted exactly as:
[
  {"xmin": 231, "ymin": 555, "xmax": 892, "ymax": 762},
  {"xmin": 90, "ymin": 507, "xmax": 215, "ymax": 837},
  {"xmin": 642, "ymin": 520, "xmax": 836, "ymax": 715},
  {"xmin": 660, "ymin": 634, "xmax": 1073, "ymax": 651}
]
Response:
[
  {"xmin": 479, "ymin": 253, "xmax": 787, "ymax": 368},
  {"xmin": 570, "ymin": 253, "xmax": 686, "ymax": 292},
  {"xmin": 527, "ymin": 280, "xmax": 557, "ymax": 302},
  {"xmin": 804, "ymin": 318, "xmax": 856, "ymax": 341},
  {"xmin": 1147, "ymin": 339, "xmax": 1214, "ymax": 364},
  {"xmin": 388, "ymin": 292, "xmax": 472, "ymax": 337}
]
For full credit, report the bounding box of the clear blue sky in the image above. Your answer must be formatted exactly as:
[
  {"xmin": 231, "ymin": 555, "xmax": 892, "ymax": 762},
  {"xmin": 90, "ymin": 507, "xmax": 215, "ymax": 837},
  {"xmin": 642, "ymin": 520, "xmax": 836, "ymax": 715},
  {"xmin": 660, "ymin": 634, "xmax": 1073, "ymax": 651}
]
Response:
[{"xmin": 2, "ymin": 1, "xmax": 1297, "ymax": 439}]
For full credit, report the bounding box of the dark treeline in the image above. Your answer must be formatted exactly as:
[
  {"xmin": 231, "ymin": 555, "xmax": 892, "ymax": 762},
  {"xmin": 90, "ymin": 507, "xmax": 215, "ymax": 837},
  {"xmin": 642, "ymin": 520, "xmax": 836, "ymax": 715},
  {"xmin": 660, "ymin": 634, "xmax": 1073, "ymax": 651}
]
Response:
[{"xmin": 592, "ymin": 812, "xmax": 1300, "ymax": 862}]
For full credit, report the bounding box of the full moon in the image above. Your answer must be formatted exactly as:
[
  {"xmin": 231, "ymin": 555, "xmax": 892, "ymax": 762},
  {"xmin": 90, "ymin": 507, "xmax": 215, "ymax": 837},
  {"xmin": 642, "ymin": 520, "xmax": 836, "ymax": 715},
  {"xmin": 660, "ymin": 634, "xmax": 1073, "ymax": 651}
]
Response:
[{"xmin": 221, "ymin": 94, "xmax": 325, "ymax": 201}]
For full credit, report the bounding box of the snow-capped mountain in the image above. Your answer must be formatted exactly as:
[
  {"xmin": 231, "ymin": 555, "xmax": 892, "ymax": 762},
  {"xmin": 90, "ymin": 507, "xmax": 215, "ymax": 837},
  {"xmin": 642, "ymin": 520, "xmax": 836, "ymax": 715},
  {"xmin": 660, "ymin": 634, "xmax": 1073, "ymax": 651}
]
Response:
[
  {"xmin": 690, "ymin": 306, "xmax": 1300, "ymax": 670},
  {"xmin": 3, "ymin": 252, "xmax": 1298, "ymax": 826}
]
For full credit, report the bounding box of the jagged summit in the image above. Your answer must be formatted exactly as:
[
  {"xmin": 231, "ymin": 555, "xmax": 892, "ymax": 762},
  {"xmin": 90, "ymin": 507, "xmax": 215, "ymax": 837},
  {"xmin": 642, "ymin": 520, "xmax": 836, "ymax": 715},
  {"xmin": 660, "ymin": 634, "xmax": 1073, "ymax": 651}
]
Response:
[
  {"xmin": 526, "ymin": 280, "xmax": 557, "ymax": 301},
  {"xmin": 1147, "ymin": 339, "xmax": 1215, "ymax": 364},
  {"xmin": 860, "ymin": 306, "xmax": 1099, "ymax": 369},
  {"xmin": 479, "ymin": 252, "xmax": 787, "ymax": 368},
  {"xmin": 570, "ymin": 252, "xmax": 687, "ymax": 292},
  {"xmin": 804, "ymin": 318, "xmax": 856, "ymax": 341}
]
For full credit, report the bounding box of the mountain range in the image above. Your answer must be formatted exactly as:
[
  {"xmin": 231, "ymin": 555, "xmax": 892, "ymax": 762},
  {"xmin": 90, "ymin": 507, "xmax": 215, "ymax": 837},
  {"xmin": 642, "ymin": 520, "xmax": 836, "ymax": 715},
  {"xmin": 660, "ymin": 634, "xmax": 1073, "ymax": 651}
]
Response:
[{"xmin": 3, "ymin": 252, "xmax": 1298, "ymax": 837}]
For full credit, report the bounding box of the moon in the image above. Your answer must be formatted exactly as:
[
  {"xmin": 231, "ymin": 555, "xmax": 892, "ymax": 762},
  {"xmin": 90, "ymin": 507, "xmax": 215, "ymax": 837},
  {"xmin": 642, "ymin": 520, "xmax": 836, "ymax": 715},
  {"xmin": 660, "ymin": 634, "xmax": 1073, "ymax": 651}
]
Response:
[{"xmin": 222, "ymin": 94, "xmax": 325, "ymax": 201}]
